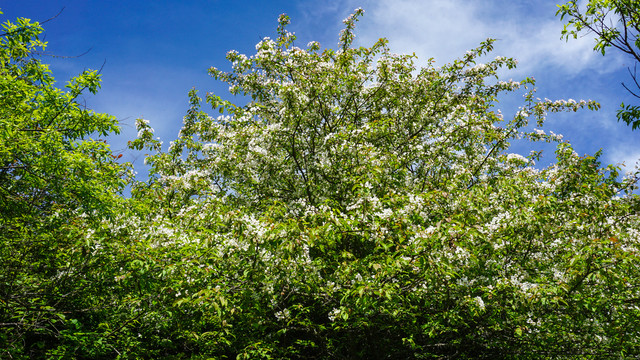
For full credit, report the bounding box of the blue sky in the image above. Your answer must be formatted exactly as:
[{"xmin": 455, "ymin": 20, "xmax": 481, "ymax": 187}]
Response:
[{"xmin": 2, "ymin": 0, "xmax": 639, "ymax": 176}]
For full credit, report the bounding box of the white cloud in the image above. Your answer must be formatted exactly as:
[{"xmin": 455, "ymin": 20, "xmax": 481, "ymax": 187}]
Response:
[
  {"xmin": 349, "ymin": 0, "xmax": 624, "ymax": 76},
  {"xmin": 609, "ymin": 146, "xmax": 640, "ymax": 174},
  {"xmin": 354, "ymin": 0, "xmax": 491, "ymax": 65}
]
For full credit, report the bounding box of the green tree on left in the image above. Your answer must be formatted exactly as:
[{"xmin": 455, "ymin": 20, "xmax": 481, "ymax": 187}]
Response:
[{"xmin": 0, "ymin": 11, "xmax": 129, "ymax": 358}]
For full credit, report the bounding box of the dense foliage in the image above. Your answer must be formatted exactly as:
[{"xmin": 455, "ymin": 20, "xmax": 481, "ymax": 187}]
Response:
[
  {"xmin": 0, "ymin": 11, "xmax": 129, "ymax": 359},
  {"xmin": 2, "ymin": 8, "xmax": 640, "ymax": 359}
]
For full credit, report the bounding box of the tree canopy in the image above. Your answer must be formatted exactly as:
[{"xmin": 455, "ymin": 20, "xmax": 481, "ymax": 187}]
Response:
[
  {"xmin": 0, "ymin": 10, "xmax": 129, "ymax": 358},
  {"xmin": 2, "ymin": 8, "xmax": 640, "ymax": 360}
]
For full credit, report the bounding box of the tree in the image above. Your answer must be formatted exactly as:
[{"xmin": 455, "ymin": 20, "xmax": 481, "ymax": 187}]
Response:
[
  {"xmin": 0, "ymin": 11, "xmax": 130, "ymax": 359},
  {"xmin": 557, "ymin": 0, "xmax": 640, "ymax": 130},
  {"xmin": 115, "ymin": 9, "xmax": 640, "ymax": 359}
]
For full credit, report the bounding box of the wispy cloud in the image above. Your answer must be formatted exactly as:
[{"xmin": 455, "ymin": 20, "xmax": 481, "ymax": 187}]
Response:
[
  {"xmin": 610, "ymin": 146, "xmax": 640, "ymax": 174},
  {"xmin": 350, "ymin": 0, "xmax": 624, "ymax": 75}
]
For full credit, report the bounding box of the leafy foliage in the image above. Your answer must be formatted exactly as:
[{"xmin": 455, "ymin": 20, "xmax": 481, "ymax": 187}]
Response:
[
  {"xmin": 0, "ymin": 11, "xmax": 129, "ymax": 359},
  {"xmin": 557, "ymin": 0, "xmax": 640, "ymax": 130},
  {"xmin": 2, "ymin": 8, "xmax": 640, "ymax": 360},
  {"xmin": 118, "ymin": 9, "xmax": 640, "ymax": 359}
]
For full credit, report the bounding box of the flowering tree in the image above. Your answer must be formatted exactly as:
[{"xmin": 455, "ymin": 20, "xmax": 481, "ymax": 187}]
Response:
[
  {"xmin": 108, "ymin": 9, "xmax": 640, "ymax": 359},
  {"xmin": 8, "ymin": 8, "xmax": 634, "ymax": 359}
]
